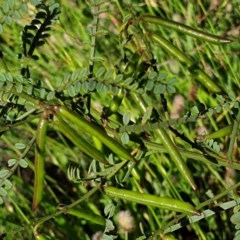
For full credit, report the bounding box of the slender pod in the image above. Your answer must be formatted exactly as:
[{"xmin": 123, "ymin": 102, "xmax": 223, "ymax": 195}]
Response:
[
  {"xmin": 142, "ymin": 15, "xmax": 232, "ymax": 44},
  {"xmin": 57, "ymin": 106, "xmax": 136, "ymax": 162},
  {"xmin": 130, "ymin": 93, "xmax": 197, "ymax": 190},
  {"xmin": 228, "ymin": 110, "xmax": 240, "ymax": 163},
  {"xmin": 54, "ymin": 114, "xmax": 109, "ymax": 165},
  {"xmin": 156, "ymin": 127, "xmax": 197, "ymax": 190},
  {"xmin": 204, "ymin": 124, "xmax": 233, "ymax": 140},
  {"xmin": 152, "ymin": 33, "xmax": 192, "ymax": 65},
  {"xmin": 33, "ymin": 114, "xmax": 48, "ymax": 210},
  {"xmin": 194, "ymin": 69, "xmax": 222, "ymax": 93},
  {"xmin": 152, "ymin": 33, "xmax": 222, "ymax": 93},
  {"xmin": 104, "ymin": 186, "xmax": 199, "ymax": 215}
]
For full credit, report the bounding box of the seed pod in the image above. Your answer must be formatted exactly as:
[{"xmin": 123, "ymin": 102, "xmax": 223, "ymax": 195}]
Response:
[
  {"xmin": 204, "ymin": 125, "xmax": 233, "ymax": 140},
  {"xmin": 54, "ymin": 114, "xmax": 109, "ymax": 165},
  {"xmin": 152, "ymin": 33, "xmax": 222, "ymax": 93},
  {"xmin": 57, "ymin": 106, "xmax": 136, "ymax": 162},
  {"xmin": 142, "ymin": 15, "xmax": 232, "ymax": 44},
  {"xmin": 33, "ymin": 115, "xmax": 47, "ymax": 211},
  {"xmin": 104, "ymin": 186, "xmax": 199, "ymax": 215}
]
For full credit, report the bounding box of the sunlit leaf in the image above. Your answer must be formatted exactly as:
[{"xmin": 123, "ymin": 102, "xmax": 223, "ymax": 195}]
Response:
[
  {"xmin": 19, "ymin": 159, "xmax": 28, "ymax": 168},
  {"xmin": 5, "ymin": 16, "xmax": 13, "ymax": 25},
  {"xmin": 27, "ymin": 85, "xmax": 33, "ymax": 95},
  {"xmin": 104, "ymin": 69, "xmax": 114, "ymax": 80},
  {"xmin": 0, "ymin": 170, "xmax": 9, "ymax": 178},
  {"xmin": 121, "ymin": 132, "xmax": 129, "ymax": 144},
  {"xmin": 167, "ymin": 84, "xmax": 176, "ymax": 93},
  {"xmin": 167, "ymin": 77, "xmax": 178, "ymax": 85},
  {"xmin": 231, "ymin": 212, "xmax": 240, "ymax": 224},
  {"xmin": 68, "ymin": 85, "xmax": 75, "ymax": 97},
  {"xmin": 6, "ymin": 72, "xmax": 13, "ymax": 82},
  {"xmin": 96, "ymin": 67, "xmax": 105, "ymax": 78},
  {"xmin": 115, "ymin": 74, "xmax": 123, "ymax": 83},
  {"xmin": 15, "ymin": 143, "xmax": 26, "ymax": 149},
  {"xmin": 46, "ymin": 91, "xmax": 55, "ymax": 100},
  {"xmin": 191, "ymin": 106, "xmax": 199, "ymax": 115},
  {"xmin": 3, "ymin": 2, "xmax": 9, "ymax": 13},
  {"xmin": 8, "ymin": 159, "xmax": 17, "ymax": 167},
  {"xmin": 79, "ymin": 68, "xmax": 88, "ymax": 79},
  {"xmin": 88, "ymin": 80, "xmax": 96, "ymax": 91},
  {"xmin": 145, "ymin": 80, "xmax": 154, "ymax": 91},
  {"xmin": 154, "ymin": 83, "xmax": 166, "ymax": 94},
  {"xmin": 71, "ymin": 70, "xmax": 80, "ymax": 81},
  {"xmin": 74, "ymin": 81, "xmax": 81, "ymax": 92},
  {"xmin": 16, "ymin": 84, "xmax": 23, "ymax": 93},
  {"xmin": 82, "ymin": 81, "xmax": 89, "ymax": 93},
  {"xmin": 105, "ymin": 219, "xmax": 115, "ymax": 232},
  {"xmin": 123, "ymin": 112, "xmax": 131, "ymax": 125},
  {"xmin": 157, "ymin": 72, "xmax": 167, "ymax": 81},
  {"xmin": 64, "ymin": 73, "xmax": 71, "ymax": 83},
  {"xmin": 124, "ymin": 77, "xmax": 134, "ymax": 85},
  {"xmin": 0, "ymin": 73, "xmax": 6, "ymax": 81},
  {"xmin": 4, "ymin": 179, "xmax": 12, "ymax": 190},
  {"xmin": 0, "ymin": 188, "xmax": 7, "ymax": 197},
  {"xmin": 148, "ymin": 71, "xmax": 157, "ymax": 79},
  {"xmin": 40, "ymin": 88, "xmax": 46, "ymax": 98}
]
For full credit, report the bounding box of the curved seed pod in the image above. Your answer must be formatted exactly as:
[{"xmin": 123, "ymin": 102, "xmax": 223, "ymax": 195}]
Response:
[
  {"xmin": 104, "ymin": 186, "xmax": 199, "ymax": 215},
  {"xmin": 33, "ymin": 115, "xmax": 48, "ymax": 211},
  {"xmin": 156, "ymin": 127, "xmax": 197, "ymax": 191},
  {"xmin": 130, "ymin": 93, "xmax": 197, "ymax": 190},
  {"xmin": 142, "ymin": 15, "xmax": 232, "ymax": 44},
  {"xmin": 54, "ymin": 114, "xmax": 109, "ymax": 165},
  {"xmin": 194, "ymin": 69, "xmax": 222, "ymax": 93},
  {"xmin": 152, "ymin": 33, "xmax": 222, "ymax": 93},
  {"xmin": 57, "ymin": 106, "xmax": 136, "ymax": 162},
  {"xmin": 152, "ymin": 33, "xmax": 192, "ymax": 65},
  {"xmin": 204, "ymin": 124, "xmax": 233, "ymax": 140}
]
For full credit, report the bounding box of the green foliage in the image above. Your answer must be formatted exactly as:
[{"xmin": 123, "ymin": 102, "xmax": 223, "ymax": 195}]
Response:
[{"xmin": 0, "ymin": 0, "xmax": 239, "ymax": 239}]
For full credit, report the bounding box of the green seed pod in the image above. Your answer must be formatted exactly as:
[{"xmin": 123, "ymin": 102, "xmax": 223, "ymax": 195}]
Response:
[
  {"xmin": 104, "ymin": 186, "xmax": 199, "ymax": 215},
  {"xmin": 33, "ymin": 115, "xmax": 47, "ymax": 211},
  {"xmin": 152, "ymin": 33, "xmax": 222, "ymax": 93},
  {"xmin": 54, "ymin": 114, "xmax": 109, "ymax": 165},
  {"xmin": 204, "ymin": 125, "xmax": 233, "ymax": 140},
  {"xmin": 142, "ymin": 15, "xmax": 232, "ymax": 44},
  {"xmin": 58, "ymin": 106, "xmax": 136, "ymax": 162}
]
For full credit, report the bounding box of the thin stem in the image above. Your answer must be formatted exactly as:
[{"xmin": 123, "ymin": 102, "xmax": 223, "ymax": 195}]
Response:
[
  {"xmin": 33, "ymin": 183, "xmax": 101, "ymax": 235},
  {"xmin": 88, "ymin": 0, "xmax": 100, "ymax": 77}
]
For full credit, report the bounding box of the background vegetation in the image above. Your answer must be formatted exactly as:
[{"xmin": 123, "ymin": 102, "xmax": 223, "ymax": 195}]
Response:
[{"xmin": 0, "ymin": 0, "xmax": 239, "ymax": 239}]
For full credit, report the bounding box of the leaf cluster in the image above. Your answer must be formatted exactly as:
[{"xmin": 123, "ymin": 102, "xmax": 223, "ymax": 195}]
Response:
[{"xmin": 20, "ymin": 1, "xmax": 60, "ymax": 77}]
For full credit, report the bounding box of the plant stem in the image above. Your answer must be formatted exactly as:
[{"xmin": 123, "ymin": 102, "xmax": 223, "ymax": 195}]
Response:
[{"xmin": 33, "ymin": 183, "xmax": 101, "ymax": 235}]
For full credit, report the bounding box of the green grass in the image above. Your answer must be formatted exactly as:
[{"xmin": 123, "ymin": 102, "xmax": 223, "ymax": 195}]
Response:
[{"xmin": 0, "ymin": 0, "xmax": 240, "ymax": 239}]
